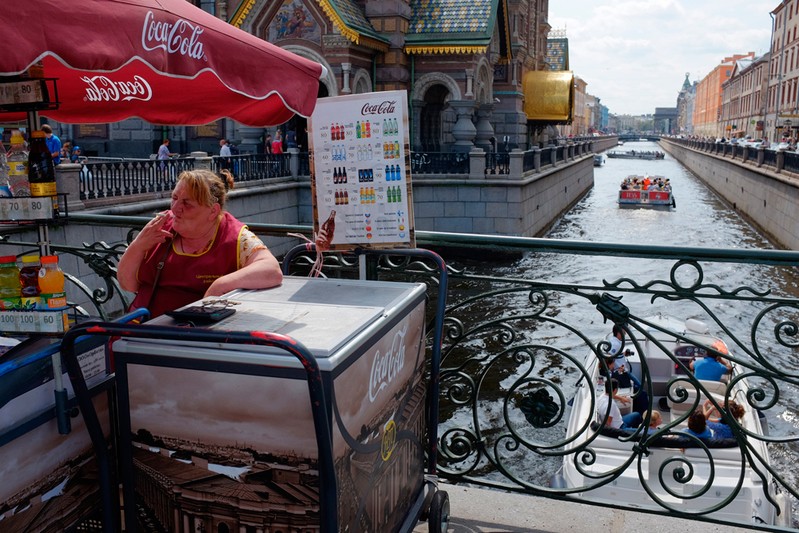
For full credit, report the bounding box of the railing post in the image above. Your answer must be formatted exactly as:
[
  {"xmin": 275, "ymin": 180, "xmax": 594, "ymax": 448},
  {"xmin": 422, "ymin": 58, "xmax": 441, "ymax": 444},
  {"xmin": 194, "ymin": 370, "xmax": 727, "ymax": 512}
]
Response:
[
  {"xmin": 55, "ymin": 163, "xmax": 86, "ymax": 212},
  {"xmin": 509, "ymin": 149, "xmax": 524, "ymax": 177},
  {"xmin": 470, "ymin": 147, "xmax": 486, "ymax": 179},
  {"xmin": 756, "ymin": 147, "xmax": 765, "ymax": 167},
  {"xmin": 549, "ymin": 145, "xmax": 557, "ymax": 166},
  {"xmin": 288, "ymin": 147, "xmax": 300, "ymax": 178},
  {"xmin": 776, "ymin": 149, "xmax": 786, "ymax": 172},
  {"xmin": 533, "ymin": 147, "xmax": 541, "ymax": 172},
  {"xmin": 191, "ymin": 152, "xmax": 213, "ymax": 171}
]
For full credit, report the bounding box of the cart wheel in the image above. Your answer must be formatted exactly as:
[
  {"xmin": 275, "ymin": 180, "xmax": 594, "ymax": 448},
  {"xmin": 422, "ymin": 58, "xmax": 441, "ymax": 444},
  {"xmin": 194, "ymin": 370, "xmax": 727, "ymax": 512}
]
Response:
[{"xmin": 427, "ymin": 490, "xmax": 450, "ymax": 533}]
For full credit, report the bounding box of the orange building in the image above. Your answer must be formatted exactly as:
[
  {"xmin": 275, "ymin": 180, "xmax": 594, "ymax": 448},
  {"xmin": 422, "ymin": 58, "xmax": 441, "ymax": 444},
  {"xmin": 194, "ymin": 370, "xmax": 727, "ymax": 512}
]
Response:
[{"xmin": 693, "ymin": 53, "xmax": 755, "ymax": 138}]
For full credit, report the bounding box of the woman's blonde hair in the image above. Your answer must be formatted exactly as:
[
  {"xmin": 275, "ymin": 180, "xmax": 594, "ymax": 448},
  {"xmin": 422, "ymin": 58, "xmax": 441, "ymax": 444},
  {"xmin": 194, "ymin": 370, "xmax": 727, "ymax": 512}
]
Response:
[{"xmin": 176, "ymin": 169, "xmax": 235, "ymax": 209}]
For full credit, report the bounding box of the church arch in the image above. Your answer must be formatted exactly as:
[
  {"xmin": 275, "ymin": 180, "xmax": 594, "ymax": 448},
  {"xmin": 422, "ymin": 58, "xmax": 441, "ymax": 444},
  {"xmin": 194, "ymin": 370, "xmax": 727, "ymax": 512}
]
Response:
[{"xmin": 282, "ymin": 46, "xmax": 338, "ymax": 97}]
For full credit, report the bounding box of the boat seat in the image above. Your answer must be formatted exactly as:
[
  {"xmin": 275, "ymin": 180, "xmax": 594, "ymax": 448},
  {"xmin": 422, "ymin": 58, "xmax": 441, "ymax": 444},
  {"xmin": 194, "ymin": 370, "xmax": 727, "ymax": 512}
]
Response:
[{"xmin": 666, "ymin": 379, "xmax": 728, "ymax": 414}]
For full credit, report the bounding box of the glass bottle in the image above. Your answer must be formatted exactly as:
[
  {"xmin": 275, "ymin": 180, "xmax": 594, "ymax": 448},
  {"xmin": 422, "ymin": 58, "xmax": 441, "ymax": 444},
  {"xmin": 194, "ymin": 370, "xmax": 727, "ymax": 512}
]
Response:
[{"xmin": 28, "ymin": 130, "xmax": 57, "ymax": 197}]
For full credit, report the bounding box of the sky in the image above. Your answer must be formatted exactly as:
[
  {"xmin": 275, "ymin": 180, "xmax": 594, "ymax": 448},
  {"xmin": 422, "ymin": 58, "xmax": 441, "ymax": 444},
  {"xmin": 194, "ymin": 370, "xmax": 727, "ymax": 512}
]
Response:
[{"xmin": 548, "ymin": 0, "xmax": 776, "ymax": 116}]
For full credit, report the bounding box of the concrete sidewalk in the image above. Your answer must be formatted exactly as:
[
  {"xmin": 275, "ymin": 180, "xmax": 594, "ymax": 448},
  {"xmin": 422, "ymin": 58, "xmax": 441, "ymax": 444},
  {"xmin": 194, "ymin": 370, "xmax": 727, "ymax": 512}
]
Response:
[{"xmin": 413, "ymin": 483, "xmax": 754, "ymax": 533}]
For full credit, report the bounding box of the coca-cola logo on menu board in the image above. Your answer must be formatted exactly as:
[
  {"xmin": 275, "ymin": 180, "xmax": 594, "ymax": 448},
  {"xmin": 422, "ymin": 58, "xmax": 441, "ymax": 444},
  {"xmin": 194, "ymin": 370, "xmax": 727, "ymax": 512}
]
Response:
[
  {"xmin": 361, "ymin": 100, "xmax": 396, "ymax": 116},
  {"xmin": 82, "ymin": 75, "xmax": 153, "ymax": 103},
  {"xmin": 141, "ymin": 10, "xmax": 206, "ymax": 60}
]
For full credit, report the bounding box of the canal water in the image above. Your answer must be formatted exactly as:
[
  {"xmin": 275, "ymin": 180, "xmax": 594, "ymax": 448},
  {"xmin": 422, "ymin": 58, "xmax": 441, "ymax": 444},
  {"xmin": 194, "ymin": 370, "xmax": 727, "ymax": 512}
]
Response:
[{"xmin": 446, "ymin": 140, "xmax": 799, "ymax": 512}]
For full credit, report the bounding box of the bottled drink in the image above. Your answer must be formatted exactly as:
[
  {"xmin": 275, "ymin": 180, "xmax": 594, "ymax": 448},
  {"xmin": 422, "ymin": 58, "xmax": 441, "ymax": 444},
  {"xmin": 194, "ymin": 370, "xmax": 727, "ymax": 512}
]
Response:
[
  {"xmin": 0, "ymin": 255, "xmax": 20, "ymax": 309},
  {"xmin": 7, "ymin": 132, "xmax": 30, "ymax": 197},
  {"xmin": 0, "ymin": 141, "xmax": 9, "ymax": 197},
  {"xmin": 28, "ymin": 130, "xmax": 57, "ymax": 197},
  {"xmin": 39, "ymin": 255, "xmax": 66, "ymax": 308},
  {"xmin": 19, "ymin": 254, "xmax": 41, "ymax": 308}
]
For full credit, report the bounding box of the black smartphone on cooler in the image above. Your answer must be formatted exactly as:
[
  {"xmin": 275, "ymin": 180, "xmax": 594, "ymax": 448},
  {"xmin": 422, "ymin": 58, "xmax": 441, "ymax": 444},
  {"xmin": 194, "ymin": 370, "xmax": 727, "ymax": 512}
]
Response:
[{"xmin": 165, "ymin": 306, "xmax": 236, "ymax": 324}]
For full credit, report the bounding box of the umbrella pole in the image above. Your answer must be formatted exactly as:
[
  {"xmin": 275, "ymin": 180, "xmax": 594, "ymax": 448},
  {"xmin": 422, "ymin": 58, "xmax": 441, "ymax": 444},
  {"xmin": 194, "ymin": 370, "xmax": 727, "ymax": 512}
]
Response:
[{"xmin": 27, "ymin": 110, "xmax": 40, "ymax": 135}]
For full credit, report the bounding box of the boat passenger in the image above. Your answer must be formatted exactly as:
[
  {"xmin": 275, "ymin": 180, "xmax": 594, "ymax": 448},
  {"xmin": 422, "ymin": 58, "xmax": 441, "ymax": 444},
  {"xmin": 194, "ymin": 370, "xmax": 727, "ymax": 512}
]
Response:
[
  {"xmin": 648, "ymin": 410, "xmax": 662, "ymax": 431},
  {"xmin": 689, "ymin": 341, "xmax": 732, "ymax": 381},
  {"xmin": 703, "ymin": 399, "xmax": 745, "ymax": 439},
  {"xmin": 118, "ymin": 169, "xmax": 284, "ymax": 319},
  {"xmin": 682, "ymin": 410, "xmax": 713, "ymax": 439},
  {"xmin": 607, "ymin": 324, "xmax": 625, "ymax": 356},
  {"xmin": 597, "ymin": 378, "xmax": 642, "ymax": 429}
]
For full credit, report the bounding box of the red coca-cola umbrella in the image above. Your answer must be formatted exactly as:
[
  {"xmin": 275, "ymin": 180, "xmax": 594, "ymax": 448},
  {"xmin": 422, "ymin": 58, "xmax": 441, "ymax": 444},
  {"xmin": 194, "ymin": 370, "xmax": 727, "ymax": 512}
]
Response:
[{"xmin": 1, "ymin": 0, "xmax": 324, "ymax": 126}]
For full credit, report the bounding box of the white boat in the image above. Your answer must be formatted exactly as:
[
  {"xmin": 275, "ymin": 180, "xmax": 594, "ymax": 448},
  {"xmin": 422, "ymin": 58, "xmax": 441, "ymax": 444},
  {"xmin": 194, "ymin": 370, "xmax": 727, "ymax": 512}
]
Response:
[{"xmin": 558, "ymin": 314, "xmax": 792, "ymax": 527}]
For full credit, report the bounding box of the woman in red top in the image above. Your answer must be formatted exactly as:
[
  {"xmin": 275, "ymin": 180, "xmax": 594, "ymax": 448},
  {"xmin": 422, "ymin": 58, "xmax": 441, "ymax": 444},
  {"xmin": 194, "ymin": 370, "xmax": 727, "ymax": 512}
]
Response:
[
  {"xmin": 117, "ymin": 169, "xmax": 283, "ymax": 318},
  {"xmin": 271, "ymin": 130, "xmax": 284, "ymax": 154}
]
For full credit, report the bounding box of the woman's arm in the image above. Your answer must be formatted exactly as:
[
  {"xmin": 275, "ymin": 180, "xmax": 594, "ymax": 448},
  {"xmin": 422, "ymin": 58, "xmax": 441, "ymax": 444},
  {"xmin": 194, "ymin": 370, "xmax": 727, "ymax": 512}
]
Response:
[{"xmin": 204, "ymin": 247, "xmax": 283, "ymax": 297}]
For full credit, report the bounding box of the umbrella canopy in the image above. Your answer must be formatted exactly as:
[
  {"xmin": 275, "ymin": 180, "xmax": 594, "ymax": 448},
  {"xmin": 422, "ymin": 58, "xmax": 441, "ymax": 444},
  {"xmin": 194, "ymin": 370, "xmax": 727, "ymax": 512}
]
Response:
[{"xmin": 1, "ymin": 0, "xmax": 324, "ymax": 126}]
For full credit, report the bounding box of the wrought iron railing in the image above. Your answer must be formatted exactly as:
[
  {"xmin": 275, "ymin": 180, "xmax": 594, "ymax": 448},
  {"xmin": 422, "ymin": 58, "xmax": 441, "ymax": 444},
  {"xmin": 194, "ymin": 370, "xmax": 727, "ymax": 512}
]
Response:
[
  {"xmin": 410, "ymin": 151, "xmax": 469, "ymax": 175},
  {"xmin": 277, "ymin": 231, "xmax": 799, "ymax": 531},
  {"xmin": 6, "ymin": 218, "xmax": 799, "ymax": 530},
  {"xmin": 484, "ymin": 151, "xmax": 510, "ymax": 175},
  {"xmin": 80, "ymin": 154, "xmax": 295, "ymax": 200}
]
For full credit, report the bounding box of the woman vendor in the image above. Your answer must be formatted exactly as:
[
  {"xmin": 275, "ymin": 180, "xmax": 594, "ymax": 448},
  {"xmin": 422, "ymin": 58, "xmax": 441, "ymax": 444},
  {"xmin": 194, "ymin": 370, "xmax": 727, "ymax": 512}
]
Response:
[{"xmin": 117, "ymin": 169, "xmax": 283, "ymax": 318}]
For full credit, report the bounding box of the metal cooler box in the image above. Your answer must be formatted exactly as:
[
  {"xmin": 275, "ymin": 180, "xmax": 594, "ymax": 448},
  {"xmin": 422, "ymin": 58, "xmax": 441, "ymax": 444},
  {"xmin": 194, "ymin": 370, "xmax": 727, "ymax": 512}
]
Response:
[{"xmin": 111, "ymin": 276, "xmax": 430, "ymax": 532}]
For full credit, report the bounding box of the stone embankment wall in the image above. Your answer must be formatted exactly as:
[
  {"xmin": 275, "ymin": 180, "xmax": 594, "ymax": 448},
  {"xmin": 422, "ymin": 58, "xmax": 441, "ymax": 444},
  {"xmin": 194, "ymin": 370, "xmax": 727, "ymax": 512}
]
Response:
[
  {"xmin": 660, "ymin": 139, "xmax": 799, "ymax": 250},
  {"xmin": 411, "ymin": 155, "xmax": 594, "ymax": 237}
]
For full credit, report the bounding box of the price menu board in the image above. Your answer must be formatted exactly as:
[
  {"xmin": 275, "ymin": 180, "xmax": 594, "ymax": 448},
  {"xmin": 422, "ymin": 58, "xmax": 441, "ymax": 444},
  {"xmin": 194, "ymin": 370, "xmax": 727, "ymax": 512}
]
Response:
[{"xmin": 308, "ymin": 90, "xmax": 415, "ymax": 251}]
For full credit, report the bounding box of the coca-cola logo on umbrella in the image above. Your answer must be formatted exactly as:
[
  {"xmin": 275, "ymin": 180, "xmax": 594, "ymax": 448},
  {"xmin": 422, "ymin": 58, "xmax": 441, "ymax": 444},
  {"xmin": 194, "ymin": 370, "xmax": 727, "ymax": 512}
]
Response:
[
  {"xmin": 141, "ymin": 10, "xmax": 206, "ymax": 61},
  {"xmin": 81, "ymin": 75, "xmax": 153, "ymax": 103}
]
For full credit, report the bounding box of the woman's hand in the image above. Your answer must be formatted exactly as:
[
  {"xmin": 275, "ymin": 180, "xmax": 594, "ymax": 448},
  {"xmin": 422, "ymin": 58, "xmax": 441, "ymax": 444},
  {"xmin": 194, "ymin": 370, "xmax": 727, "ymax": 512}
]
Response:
[
  {"xmin": 117, "ymin": 211, "xmax": 174, "ymax": 292},
  {"xmin": 135, "ymin": 210, "xmax": 174, "ymax": 249}
]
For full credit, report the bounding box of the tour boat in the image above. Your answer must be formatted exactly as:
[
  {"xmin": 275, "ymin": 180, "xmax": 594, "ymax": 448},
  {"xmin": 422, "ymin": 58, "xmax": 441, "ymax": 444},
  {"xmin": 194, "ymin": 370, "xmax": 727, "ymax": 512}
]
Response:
[
  {"xmin": 617, "ymin": 175, "xmax": 675, "ymax": 209},
  {"xmin": 556, "ymin": 314, "xmax": 792, "ymax": 527},
  {"xmin": 606, "ymin": 150, "xmax": 665, "ymax": 160},
  {"xmin": 593, "ymin": 154, "xmax": 605, "ymax": 167}
]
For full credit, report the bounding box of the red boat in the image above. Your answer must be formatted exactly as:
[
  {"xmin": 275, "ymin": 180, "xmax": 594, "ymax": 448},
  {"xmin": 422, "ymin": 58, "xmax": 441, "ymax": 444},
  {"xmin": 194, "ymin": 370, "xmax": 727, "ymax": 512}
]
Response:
[{"xmin": 617, "ymin": 175, "xmax": 675, "ymax": 209}]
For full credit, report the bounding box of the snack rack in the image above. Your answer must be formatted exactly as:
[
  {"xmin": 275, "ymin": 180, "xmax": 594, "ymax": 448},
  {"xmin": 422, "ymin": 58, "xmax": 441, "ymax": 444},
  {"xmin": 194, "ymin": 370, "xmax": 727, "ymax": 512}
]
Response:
[{"xmin": 0, "ymin": 193, "xmax": 70, "ymax": 334}]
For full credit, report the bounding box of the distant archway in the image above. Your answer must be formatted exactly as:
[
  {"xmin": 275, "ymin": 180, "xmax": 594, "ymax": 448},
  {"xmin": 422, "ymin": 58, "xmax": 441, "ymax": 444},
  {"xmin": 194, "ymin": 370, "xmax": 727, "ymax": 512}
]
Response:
[
  {"xmin": 414, "ymin": 73, "xmax": 461, "ymax": 152},
  {"xmin": 352, "ymin": 68, "xmax": 372, "ymax": 94}
]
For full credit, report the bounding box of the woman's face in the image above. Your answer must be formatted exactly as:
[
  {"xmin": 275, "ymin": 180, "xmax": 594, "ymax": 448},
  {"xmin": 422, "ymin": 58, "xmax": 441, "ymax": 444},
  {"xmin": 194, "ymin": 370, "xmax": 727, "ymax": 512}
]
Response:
[{"xmin": 170, "ymin": 181, "xmax": 218, "ymax": 237}]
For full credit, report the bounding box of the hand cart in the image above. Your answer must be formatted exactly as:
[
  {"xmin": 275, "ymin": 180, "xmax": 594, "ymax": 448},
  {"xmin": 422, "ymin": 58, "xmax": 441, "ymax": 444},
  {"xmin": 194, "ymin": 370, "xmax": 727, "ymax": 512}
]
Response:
[{"xmin": 59, "ymin": 248, "xmax": 449, "ymax": 533}]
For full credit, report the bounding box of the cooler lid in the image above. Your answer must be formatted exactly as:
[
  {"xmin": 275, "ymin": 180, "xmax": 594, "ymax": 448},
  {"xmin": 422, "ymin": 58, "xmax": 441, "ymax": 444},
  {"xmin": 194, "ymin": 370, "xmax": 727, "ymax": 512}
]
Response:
[{"xmin": 113, "ymin": 277, "xmax": 426, "ymax": 363}]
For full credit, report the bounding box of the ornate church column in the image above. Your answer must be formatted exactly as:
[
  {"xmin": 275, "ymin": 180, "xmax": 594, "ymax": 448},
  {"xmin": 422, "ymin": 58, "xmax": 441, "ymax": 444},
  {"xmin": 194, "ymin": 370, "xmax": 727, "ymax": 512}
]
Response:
[
  {"xmin": 342, "ymin": 63, "xmax": 352, "ymax": 95},
  {"xmin": 475, "ymin": 103, "xmax": 495, "ymax": 151},
  {"xmin": 449, "ymin": 100, "xmax": 477, "ymax": 152}
]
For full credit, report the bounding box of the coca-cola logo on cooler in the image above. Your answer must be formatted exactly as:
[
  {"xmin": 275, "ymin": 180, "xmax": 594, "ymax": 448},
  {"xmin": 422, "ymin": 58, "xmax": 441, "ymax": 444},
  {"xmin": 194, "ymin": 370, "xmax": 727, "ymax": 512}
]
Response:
[
  {"xmin": 82, "ymin": 75, "xmax": 153, "ymax": 102},
  {"xmin": 369, "ymin": 325, "xmax": 407, "ymax": 403},
  {"xmin": 361, "ymin": 100, "xmax": 397, "ymax": 116},
  {"xmin": 141, "ymin": 10, "xmax": 206, "ymax": 61}
]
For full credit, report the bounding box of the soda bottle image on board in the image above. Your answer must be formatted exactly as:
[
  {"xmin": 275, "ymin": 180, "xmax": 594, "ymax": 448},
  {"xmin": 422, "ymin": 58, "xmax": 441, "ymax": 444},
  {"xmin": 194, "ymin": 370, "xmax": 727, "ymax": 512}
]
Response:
[{"xmin": 316, "ymin": 210, "xmax": 336, "ymax": 251}]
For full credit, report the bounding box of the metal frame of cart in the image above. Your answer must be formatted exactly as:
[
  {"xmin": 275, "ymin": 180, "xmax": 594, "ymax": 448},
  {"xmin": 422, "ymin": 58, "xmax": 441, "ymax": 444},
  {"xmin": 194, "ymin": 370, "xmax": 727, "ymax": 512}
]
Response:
[{"xmin": 59, "ymin": 247, "xmax": 450, "ymax": 533}]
